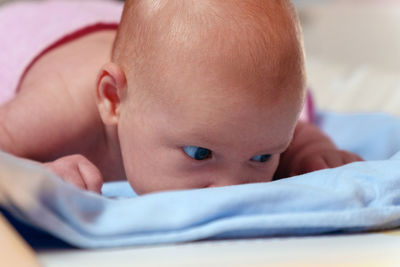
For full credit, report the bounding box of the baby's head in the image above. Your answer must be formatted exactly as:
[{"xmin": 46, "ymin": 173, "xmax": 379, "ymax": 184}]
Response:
[{"xmin": 97, "ymin": 0, "xmax": 306, "ymax": 194}]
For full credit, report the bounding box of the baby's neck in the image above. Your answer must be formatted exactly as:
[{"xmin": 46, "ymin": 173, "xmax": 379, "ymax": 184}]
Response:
[{"xmin": 96, "ymin": 124, "xmax": 126, "ymax": 182}]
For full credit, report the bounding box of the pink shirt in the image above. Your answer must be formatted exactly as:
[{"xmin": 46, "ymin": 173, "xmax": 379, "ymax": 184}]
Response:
[{"xmin": 0, "ymin": 0, "xmax": 123, "ymax": 105}]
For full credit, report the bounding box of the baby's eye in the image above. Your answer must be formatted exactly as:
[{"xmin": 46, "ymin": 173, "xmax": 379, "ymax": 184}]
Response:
[
  {"xmin": 182, "ymin": 146, "xmax": 212, "ymax": 160},
  {"xmin": 251, "ymin": 154, "xmax": 271, "ymax": 163}
]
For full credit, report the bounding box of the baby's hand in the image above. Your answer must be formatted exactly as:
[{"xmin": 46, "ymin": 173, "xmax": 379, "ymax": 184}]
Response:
[
  {"xmin": 44, "ymin": 154, "xmax": 103, "ymax": 193},
  {"xmin": 276, "ymin": 121, "xmax": 363, "ymax": 179},
  {"xmin": 288, "ymin": 145, "xmax": 363, "ymax": 176}
]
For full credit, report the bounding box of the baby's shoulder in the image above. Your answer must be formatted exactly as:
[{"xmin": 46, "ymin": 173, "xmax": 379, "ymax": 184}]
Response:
[
  {"xmin": 8, "ymin": 30, "xmax": 117, "ymax": 161},
  {"xmin": 20, "ymin": 30, "xmax": 116, "ymax": 96}
]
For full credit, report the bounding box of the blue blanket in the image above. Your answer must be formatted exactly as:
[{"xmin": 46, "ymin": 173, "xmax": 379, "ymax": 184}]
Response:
[{"xmin": 1, "ymin": 112, "xmax": 400, "ymax": 248}]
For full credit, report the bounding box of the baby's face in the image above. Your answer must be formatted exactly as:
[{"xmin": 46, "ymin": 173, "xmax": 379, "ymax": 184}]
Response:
[
  {"xmin": 112, "ymin": 0, "xmax": 306, "ymax": 194},
  {"xmin": 117, "ymin": 57, "xmax": 303, "ymax": 194}
]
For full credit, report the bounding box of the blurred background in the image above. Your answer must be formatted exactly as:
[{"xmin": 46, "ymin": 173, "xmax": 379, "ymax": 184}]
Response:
[
  {"xmin": 294, "ymin": 0, "xmax": 400, "ymax": 116},
  {"xmin": 1, "ymin": 0, "xmax": 399, "ymax": 115}
]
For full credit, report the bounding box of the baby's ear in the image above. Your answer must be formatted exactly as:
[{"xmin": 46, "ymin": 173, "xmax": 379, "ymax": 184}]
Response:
[{"xmin": 96, "ymin": 63, "xmax": 127, "ymax": 125}]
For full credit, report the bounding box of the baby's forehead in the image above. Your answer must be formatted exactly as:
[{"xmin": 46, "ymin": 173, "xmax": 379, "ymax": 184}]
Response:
[
  {"xmin": 143, "ymin": 82, "xmax": 301, "ymax": 154},
  {"xmin": 146, "ymin": 75, "xmax": 302, "ymax": 130}
]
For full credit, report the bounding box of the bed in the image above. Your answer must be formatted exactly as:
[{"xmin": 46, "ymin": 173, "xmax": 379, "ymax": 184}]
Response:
[{"xmin": 1, "ymin": 0, "xmax": 400, "ymax": 266}]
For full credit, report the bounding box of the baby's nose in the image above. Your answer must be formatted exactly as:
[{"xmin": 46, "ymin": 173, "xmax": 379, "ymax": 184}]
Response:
[
  {"xmin": 207, "ymin": 171, "xmax": 251, "ymax": 188},
  {"xmin": 208, "ymin": 178, "xmax": 248, "ymax": 188}
]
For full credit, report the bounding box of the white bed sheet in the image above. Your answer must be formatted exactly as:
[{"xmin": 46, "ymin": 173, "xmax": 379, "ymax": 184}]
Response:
[{"xmin": 38, "ymin": 233, "xmax": 400, "ymax": 267}]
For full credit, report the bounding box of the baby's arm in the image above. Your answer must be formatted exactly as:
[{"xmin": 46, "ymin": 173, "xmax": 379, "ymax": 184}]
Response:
[
  {"xmin": 275, "ymin": 121, "xmax": 363, "ymax": 178},
  {"xmin": 0, "ymin": 73, "xmax": 104, "ymax": 192},
  {"xmin": 0, "ymin": 82, "xmax": 99, "ymax": 160}
]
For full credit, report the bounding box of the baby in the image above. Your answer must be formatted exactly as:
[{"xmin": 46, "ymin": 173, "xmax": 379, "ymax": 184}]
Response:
[{"xmin": 0, "ymin": 0, "xmax": 362, "ymax": 195}]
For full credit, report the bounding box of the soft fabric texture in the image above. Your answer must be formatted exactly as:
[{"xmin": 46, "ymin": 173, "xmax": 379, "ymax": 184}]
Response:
[
  {"xmin": 0, "ymin": 0, "xmax": 122, "ymax": 105},
  {"xmin": 1, "ymin": 112, "xmax": 400, "ymax": 248}
]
